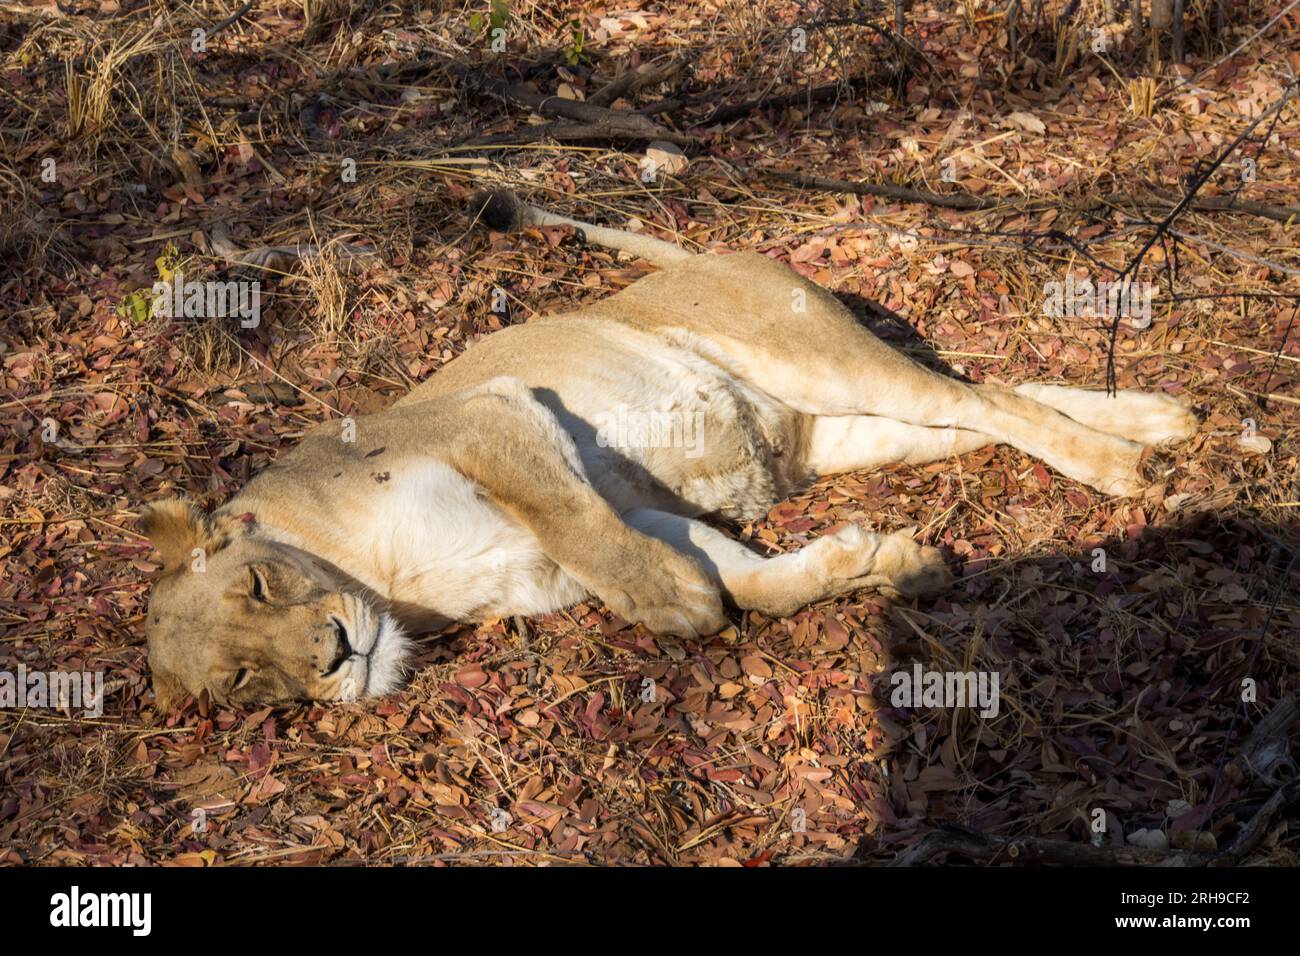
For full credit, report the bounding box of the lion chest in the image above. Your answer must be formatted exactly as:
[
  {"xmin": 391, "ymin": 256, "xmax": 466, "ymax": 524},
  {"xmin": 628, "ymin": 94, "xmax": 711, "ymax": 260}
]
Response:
[{"xmin": 332, "ymin": 459, "xmax": 588, "ymax": 622}]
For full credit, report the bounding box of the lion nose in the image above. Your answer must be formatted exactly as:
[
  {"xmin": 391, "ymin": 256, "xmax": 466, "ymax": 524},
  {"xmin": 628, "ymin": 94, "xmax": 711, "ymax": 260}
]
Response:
[{"xmin": 325, "ymin": 617, "xmax": 352, "ymax": 674}]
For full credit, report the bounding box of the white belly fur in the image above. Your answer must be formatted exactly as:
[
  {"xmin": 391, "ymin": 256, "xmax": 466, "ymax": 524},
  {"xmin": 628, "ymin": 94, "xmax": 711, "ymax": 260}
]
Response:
[{"xmin": 324, "ymin": 458, "xmax": 588, "ymax": 622}]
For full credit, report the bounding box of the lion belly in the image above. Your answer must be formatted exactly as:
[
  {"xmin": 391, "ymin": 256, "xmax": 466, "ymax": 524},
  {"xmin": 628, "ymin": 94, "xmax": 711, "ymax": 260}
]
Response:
[
  {"xmin": 555, "ymin": 339, "xmax": 805, "ymax": 519},
  {"xmin": 408, "ymin": 318, "xmax": 810, "ymax": 519}
]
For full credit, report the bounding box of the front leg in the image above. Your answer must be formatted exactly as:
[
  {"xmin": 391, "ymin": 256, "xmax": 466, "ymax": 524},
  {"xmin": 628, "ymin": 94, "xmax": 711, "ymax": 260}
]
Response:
[
  {"xmin": 426, "ymin": 378, "xmax": 726, "ymax": 637},
  {"xmin": 625, "ymin": 509, "xmax": 950, "ymax": 616}
]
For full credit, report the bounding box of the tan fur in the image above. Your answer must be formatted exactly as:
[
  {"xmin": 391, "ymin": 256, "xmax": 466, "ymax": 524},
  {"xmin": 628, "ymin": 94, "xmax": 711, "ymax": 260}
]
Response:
[{"xmin": 139, "ymin": 192, "xmax": 1199, "ymax": 707}]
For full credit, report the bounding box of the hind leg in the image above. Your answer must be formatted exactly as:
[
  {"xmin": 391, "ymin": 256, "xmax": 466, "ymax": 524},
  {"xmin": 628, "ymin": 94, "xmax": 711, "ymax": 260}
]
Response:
[
  {"xmin": 799, "ymin": 391, "xmax": 1195, "ymax": 479},
  {"xmin": 780, "ymin": 359, "xmax": 1147, "ymax": 495},
  {"xmin": 643, "ymin": 256, "xmax": 1146, "ymax": 493},
  {"xmin": 1011, "ymin": 384, "xmax": 1198, "ymax": 446},
  {"xmin": 804, "ymin": 415, "xmax": 995, "ymax": 474},
  {"xmin": 612, "ymin": 253, "xmax": 1150, "ymax": 494},
  {"xmin": 624, "ymin": 509, "xmax": 949, "ymax": 615}
]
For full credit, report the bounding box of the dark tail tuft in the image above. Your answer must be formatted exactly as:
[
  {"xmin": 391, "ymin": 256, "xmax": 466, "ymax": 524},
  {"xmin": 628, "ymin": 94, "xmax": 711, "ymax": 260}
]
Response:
[{"xmin": 469, "ymin": 189, "xmax": 527, "ymax": 232}]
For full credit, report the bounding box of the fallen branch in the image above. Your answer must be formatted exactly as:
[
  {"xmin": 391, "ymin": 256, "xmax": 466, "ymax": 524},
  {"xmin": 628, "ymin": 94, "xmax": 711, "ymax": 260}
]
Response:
[
  {"xmin": 465, "ymin": 119, "xmax": 677, "ymax": 148},
  {"xmin": 1235, "ymin": 695, "xmax": 1299, "ymax": 785},
  {"xmin": 208, "ymin": 0, "xmax": 255, "ymax": 38},
  {"xmin": 1213, "ymin": 773, "xmax": 1300, "ymax": 864},
  {"xmin": 461, "ymin": 71, "xmax": 692, "ymax": 147},
  {"xmin": 208, "ymin": 222, "xmax": 378, "ymax": 274},
  {"xmin": 891, "ymin": 775, "xmax": 1300, "ymax": 866},
  {"xmin": 697, "ymin": 73, "xmax": 902, "ymax": 127},
  {"xmin": 764, "ymin": 170, "xmax": 1300, "ymax": 224},
  {"xmin": 587, "ymin": 57, "xmax": 683, "ymax": 108},
  {"xmin": 761, "ymin": 169, "xmax": 1012, "ymax": 211},
  {"xmin": 1119, "ymin": 192, "xmax": 1300, "ymax": 226}
]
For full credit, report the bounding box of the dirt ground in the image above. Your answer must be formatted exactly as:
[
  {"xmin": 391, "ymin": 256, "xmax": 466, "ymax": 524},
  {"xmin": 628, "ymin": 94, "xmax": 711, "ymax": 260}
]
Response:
[{"xmin": 1, "ymin": 0, "xmax": 1298, "ymax": 865}]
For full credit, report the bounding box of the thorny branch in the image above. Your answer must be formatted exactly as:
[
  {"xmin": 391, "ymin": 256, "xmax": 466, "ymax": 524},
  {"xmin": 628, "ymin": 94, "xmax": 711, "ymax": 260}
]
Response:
[{"xmin": 1103, "ymin": 81, "xmax": 1298, "ymax": 394}]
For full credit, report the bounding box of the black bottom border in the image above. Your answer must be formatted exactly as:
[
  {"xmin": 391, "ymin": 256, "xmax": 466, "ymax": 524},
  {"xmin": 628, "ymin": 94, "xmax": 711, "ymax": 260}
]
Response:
[{"xmin": 0, "ymin": 864, "xmax": 1284, "ymax": 943}]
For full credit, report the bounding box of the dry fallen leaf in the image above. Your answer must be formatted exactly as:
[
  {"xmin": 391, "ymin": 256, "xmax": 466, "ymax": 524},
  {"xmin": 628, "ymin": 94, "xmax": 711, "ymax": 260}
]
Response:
[
  {"xmin": 1005, "ymin": 111, "xmax": 1046, "ymax": 134},
  {"xmin": 4, "ymin": 0, "xmax": 1297, "ymax": 873},
  {"xmin": 645, "ymin": 141, "xmax": 688, "ymax": 176}
]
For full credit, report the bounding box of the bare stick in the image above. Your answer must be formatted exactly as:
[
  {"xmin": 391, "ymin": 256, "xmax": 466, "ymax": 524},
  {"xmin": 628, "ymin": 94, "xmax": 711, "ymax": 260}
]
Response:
[
  {"xmin": 587, "ymin": 57, "xmax": 683, "ymax": 108},
  {"xmin": 1103, "ymin": 80, "xmax": 1298, "ymax": 393},
  {"xmin": 764, "ymin": 170, "xmax": 1300, "ymax": 223},
  {"xmin": 208, "ymin": 0, "xmax": 255, "ymax": 39},
  {"xmin": 461, "ymin": 70, "xmax": 692, "ymax": 146},
  {"xmin": 1234, "ymin": 696, "xmax": 1299, "ymax": 785},
  {"xmin": 762, "ymin": 169, "xmax": 1009, "ymax": 211},
  {"xmin": 700, "ymin": 73, "xmax": 890, "ymax": 126},
  {"xmin": 1172, "ymin": 0, "xmax": 1186, "ymax": 63}
]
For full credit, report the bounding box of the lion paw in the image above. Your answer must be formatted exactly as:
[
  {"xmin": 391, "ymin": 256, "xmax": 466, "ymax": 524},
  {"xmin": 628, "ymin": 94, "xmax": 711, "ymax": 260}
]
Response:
[
  {"xmin": 872, "ymin": 529, "xmax": 951, "ymax": 598},
  {"xmin": 814, "ymin": 525, "xmax": 951, "ymax": 600},
  {"xmin": 601, "ymin": 545, "xmax": 726, "ymax": 638},
  {"xmin": 1125, "ymin": 392, "xmax": 1199, "ymax": 447},
  {"xmin": 1074, "ymin": 437, "xmax": 1147, "ymax": 497}
]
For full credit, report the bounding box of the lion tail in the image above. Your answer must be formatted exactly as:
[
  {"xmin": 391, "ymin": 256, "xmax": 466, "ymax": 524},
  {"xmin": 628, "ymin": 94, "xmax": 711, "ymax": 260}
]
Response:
[{"xmin": 469, "ymin": 189, "xmax": 694, "ymax": 268}]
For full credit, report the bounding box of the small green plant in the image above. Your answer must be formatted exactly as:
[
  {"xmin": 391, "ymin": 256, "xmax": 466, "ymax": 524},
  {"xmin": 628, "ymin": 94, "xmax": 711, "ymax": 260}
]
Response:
[
  {"xmin": 468, "ymin": 0, "xmax": 511, "ymax": 35},
  {"xmin": 117, "ymin": 242, "xmax": 186, "ymax": 324},
  {"xmin": 565, "ymin": 21, "xmax": 586, "ymax": 66}
]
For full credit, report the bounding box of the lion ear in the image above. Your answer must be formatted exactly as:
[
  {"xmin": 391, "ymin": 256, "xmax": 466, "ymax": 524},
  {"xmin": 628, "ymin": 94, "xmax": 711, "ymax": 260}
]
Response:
[{"xmin": 138, "ymin": 498, "xmax": 209, "ymax": 574}]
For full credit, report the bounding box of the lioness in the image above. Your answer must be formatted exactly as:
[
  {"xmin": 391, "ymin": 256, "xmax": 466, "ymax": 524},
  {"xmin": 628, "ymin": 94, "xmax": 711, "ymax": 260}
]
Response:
[{"xmin": 139, "ymin": 190, "xmax": 1198, "ymax": 708}]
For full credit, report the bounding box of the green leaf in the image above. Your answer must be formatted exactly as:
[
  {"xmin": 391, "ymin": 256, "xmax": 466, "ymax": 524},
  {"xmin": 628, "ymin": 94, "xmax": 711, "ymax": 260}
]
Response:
[
  {"xmin": 117, "ymin": 289, "xmax": 153, "ymax": 325},
  {"xmin": 489, "ymin": 0, "xmax": 510, "ymax": 31},
  {"xmin": 155, "ymin": 241, "xmax": 185, "ymax": 284}
]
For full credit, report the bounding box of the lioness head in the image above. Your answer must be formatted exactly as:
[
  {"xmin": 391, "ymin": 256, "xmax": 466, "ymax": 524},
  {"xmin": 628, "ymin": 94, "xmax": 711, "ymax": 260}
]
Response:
[{"xmin": 139, "ymin": 499, "xmax": 410, "ymax": 709}]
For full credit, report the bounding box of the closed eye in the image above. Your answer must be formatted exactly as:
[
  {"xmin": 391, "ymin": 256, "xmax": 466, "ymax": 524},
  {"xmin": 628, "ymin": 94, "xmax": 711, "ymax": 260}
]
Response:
[
  {"xmin": 249, "ymin": 567, "xmax": 269, "ymax": 603},
  {"xmin": 230, "ymin": 667, "xmax": 254, "ymax": 691}
]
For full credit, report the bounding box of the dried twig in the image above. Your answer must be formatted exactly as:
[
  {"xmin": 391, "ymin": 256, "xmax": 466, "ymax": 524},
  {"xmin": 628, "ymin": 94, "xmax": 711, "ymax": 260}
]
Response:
[
  {"xmin": 761, "ymin": 169, "xmax": 1011, "ymax": 211},
  {"xmin": 1133, "ymin": 193, "xmax": 1300, "ymax": 226},
  {"xmin": 1106, "ymin": 81, "xmax": 1298, "ymax": 383},
  {"xmin": 697, "ymin": 72, "xmax": 899, "ymax": 127},
  {"xmin": 207, "ymin": 0, "xmax": 255, "ymax": 39},
  {"xmin": 1235, "ymin": 696, "xmax": 1299, "ymax": 786},
  {"xmin": 764, "ymin": 170, "xmax": 1300, "ymax": 223},
  {"xmin": 587, "ymin": 57, "xmax": 683, "ymax": 108},
  {"xmin": 461, "ymin": 70, "xmax": 693, "ymax": 147}
]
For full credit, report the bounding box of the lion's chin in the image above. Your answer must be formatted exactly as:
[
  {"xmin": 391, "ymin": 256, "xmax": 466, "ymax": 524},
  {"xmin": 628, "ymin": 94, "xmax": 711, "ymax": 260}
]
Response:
[{"xmin": 361, "ymin": 613, "xmax": 412, "ymax": 697}]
